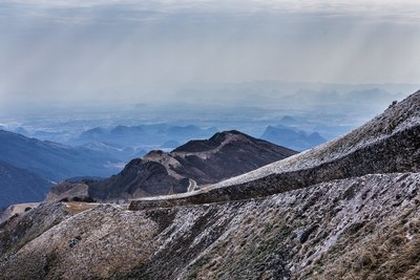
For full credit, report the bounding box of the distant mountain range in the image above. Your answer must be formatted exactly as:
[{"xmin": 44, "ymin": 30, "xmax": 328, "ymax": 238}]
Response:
[
  {"xmin": 73, "ymin": 123, "xmax": 327, "ymax": 160},
  {"xmin": 261, "ymin": 125, "xmax": 326, "ymax": 151},
  {"xmin": 48, "ymin": 130, "xmax": 297, "ymax": 202},
  {"xmin": 75, "ymin": 124, "xmax": 218, "ymax": 148},
  {"xmin": 53, "ymin": 124, "xmax": 220, "ymax": 162},
  {"xmin": 0, "ymin": 130, "xmax": 121, "ymax": 181},
  {"xmin": 0, "ymin": 130, "xmax": 122, "ymax": 208}
]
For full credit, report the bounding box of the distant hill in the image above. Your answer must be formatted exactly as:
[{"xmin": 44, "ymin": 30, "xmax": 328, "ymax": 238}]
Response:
[
  {"xmin": 49, "ymin": 130, "xmax": 297, "ymax": 202},
  {"xmin": 0, "ymin": 130, "xmax": 121, "ymax": 182},
  {"xmin": 79, "ymin": 141, "xmax": 147, "ymax": 162},
  {"xmin": 0, "ymin": 161, "xmax": 51, "ymax": 208},
  {"xmin": 76, "ymin": 124, "xmax": 218, "ymax": 147},
  {"xmin": 261, "ymin": 125, "xmax": 326, "ymax": 151}
]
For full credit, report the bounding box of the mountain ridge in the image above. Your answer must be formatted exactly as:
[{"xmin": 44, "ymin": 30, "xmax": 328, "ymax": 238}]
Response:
[
  {"xmin": 49, "ymin": 130, "xmax": 297, "ymax": 202},
  {"xmin": 0, "ymin": 129, "xmax": 121, "ymax": 182}
]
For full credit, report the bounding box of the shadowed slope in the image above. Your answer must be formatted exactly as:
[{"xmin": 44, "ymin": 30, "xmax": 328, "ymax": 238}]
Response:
[{"xmin": 0, "ymin": 161, "xmax": 52, "ymax": 208}]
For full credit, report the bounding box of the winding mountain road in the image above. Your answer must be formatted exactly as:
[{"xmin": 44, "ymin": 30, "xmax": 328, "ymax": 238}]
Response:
[{"xmin": 187, "ymin": 178, "xmax": 198, "ymax": 192}]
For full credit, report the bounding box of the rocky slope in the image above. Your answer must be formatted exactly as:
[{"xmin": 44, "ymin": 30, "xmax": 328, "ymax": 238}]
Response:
[
  {"xmin": 0, "ymin": 202, "xmax": 40, "ymax": 224},
  {"xmin": 50, "ymin": 131, "xmax": 296, "ymax": 202},
  {"xmin": 1, "ymin": 173, "xmax": 418, "ymax": 280},
  {"xmin": 0, "ymin": 91, "xmax": 419, "ymax": 280}
]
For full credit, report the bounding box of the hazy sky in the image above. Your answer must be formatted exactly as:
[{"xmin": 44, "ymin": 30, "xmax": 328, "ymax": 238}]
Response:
[{"xmin": 1, "ymin": 0, "xmax": 420, "ymax": 107}]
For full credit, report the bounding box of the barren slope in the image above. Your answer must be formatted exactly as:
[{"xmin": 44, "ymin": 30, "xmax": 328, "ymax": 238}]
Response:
[{"xmin": 1, "ymin": 173, "xmax": 418, "ymax": 279}]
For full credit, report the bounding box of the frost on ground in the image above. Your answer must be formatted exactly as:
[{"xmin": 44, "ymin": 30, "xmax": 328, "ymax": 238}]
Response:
[{"xmin": 0, "ymin": 173, "xmax": 419, "ymax": 279}]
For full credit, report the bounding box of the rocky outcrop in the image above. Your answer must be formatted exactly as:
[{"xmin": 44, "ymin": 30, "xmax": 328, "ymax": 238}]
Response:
[
  {"xmin": 0, "ymin": 202, "xmax": 40, "ymax": 224},
  {"xmin": 46, "ymin": 181, "xmax": 92, "ymax": 203},
  {"xmin": 0, "ymin": 91, "xmax": 419, "ymax": 280},
  {"xmin": 51, "ymin": 131, "xmax": 296, "ymax": 202}
]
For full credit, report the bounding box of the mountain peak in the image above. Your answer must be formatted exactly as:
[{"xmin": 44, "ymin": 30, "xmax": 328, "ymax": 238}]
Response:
[
  {"xmin": 144, "ymin": 149, "xmax": 166, "ymax": 158},
  {"xmin": 172, "ymin": 130, "xmax": 259, "ymax": 153}
]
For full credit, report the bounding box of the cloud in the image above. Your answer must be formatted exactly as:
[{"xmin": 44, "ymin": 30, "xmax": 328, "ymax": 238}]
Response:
[
  {"xmin": 0, "ymin": 0, "xmax": 419, "ymax": 108},
  {"xmin": 2, "ymin": 0, "xmax": 420, "ymax": 23}
]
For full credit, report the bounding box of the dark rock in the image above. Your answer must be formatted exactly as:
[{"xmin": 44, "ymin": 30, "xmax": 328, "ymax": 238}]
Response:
[{"xmin": 68, "ymin": 236, "xmax": 81, "ymax": 248}]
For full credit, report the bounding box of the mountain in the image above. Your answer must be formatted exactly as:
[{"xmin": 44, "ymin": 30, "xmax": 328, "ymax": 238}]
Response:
[
  {"xmin": 79, "ymin": 141, "xmax": 147, "ymax": 162},
  {"xmin": 70, "ymin": 124, "xmax": 219, "ymax": 162},
  {"xmin": 261, "ymin": 125, "xmax": 326, "ymax": 151},
  {"xmin": 0, "ymin": 162, "xmax": 51, "ymax": 208},
  {"xmin": 0, "ymin": 130, "xmax": 121, "ymax": 182},
  {"xmin": 76, "ymin": 124, "xmax": 218, "ymax": 147},
  {"xmin": 0, "ymin": 91, "xmax": 419, "ymax": 279},
  {"xmin": 160, "ymin": 140, "xmax": 180, "ymax": 149},
  {"xmin": 49, "ymin": 130, "xmax": 297, "ymax": 202}
]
